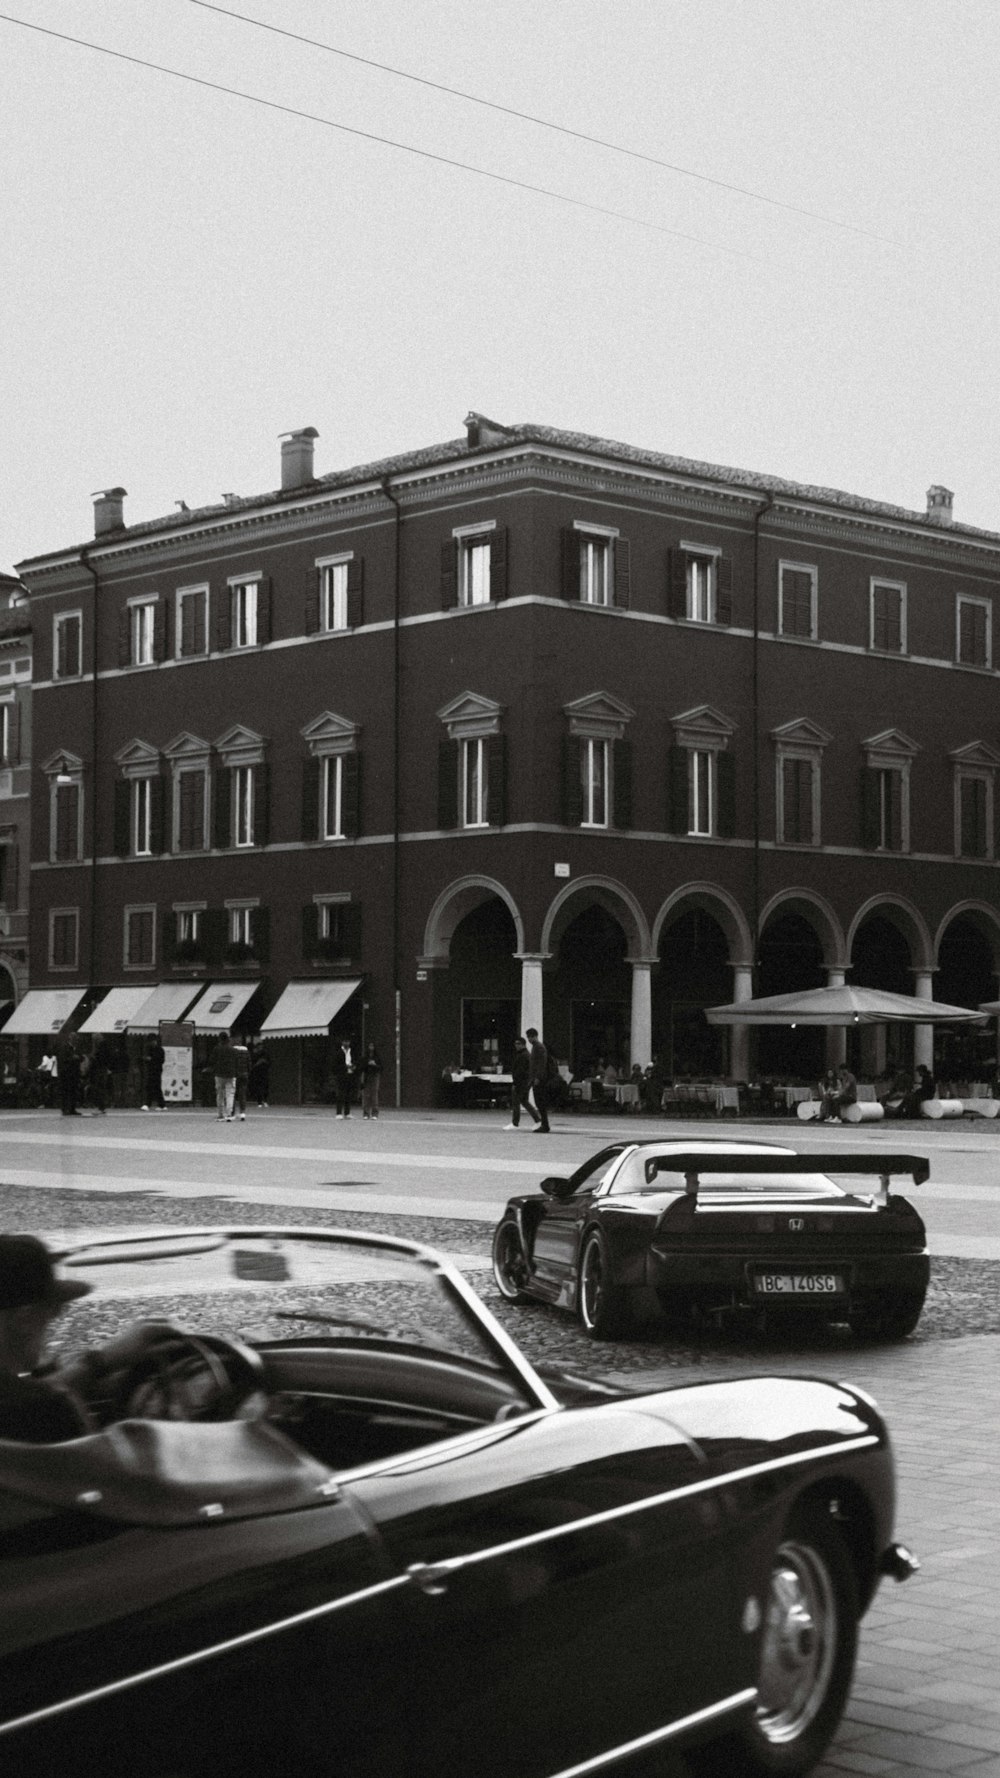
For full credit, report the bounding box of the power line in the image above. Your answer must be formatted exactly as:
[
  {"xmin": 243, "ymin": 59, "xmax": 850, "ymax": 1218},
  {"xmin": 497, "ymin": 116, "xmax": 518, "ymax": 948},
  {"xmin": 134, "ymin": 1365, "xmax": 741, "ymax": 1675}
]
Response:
[
  {"xmin": 0, "ymin": 10, "xmax": 762, "ymax": 260},
  {"xmin": 189, "ymin": 0, "xmax": 895, "ymax": 246}
]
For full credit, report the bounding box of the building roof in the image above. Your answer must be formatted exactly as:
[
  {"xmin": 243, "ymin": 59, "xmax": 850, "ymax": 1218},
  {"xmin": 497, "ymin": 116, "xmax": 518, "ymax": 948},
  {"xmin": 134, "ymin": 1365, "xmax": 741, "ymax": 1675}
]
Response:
[{"xmin": 14, "ymin": 413, "xmax": 1000, "ymax": 570}]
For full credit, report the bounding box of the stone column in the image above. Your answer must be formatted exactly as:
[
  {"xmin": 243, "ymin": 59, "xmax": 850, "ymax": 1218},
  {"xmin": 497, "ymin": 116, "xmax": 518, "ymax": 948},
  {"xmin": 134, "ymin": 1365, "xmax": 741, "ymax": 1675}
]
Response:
[
  {"xmin": 629, "ymin": 960, "xmax": 654, "ymax": 1069},
  {"xmin": 517, "ymin": 955, "xmax": 546, "ymax": 1040},
  {"xmin": 913, "ymin": 970, "xmax": 935, "ymax": 1072},
  {"xmin": 730, "ymin": 963, "xmax": 754, "ymax": 1082},
  {"xmin": 824, "ymin": 968, "xmax": 847, "ymax": 1069}
]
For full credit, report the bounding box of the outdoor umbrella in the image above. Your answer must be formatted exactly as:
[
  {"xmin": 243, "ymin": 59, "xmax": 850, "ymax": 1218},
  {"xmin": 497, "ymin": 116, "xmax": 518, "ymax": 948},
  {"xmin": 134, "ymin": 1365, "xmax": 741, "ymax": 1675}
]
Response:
[{"xmin": 704, "ymin": 984, "xmax": 987, "ymax": 1026}]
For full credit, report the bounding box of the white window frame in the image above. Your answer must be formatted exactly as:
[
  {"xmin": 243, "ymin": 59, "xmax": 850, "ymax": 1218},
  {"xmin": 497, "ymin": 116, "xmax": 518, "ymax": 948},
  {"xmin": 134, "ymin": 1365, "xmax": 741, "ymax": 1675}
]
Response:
[
  {"xmin": 316, "ymin": 555, "xmax": 352, "ymax": 632},
  {"xmin": 233, "ymin": 763, "xmax": 255, "ymax": 848},
  {"xmin": 124, "ymin": 903, "xmax": 156, "ymax": 971},
  {"xmin": 175, "ymin": 584, "xmax": 208, "ymax": 658},
  {"xmin": 689, "ymin": 747, "xmax": 716, "ymax": 836},
  {"xmin": 173, "ymin": 763, "xmax": 209, "ymax": 853},
  {"xmin": 874, "ymin": 766, "xmax": 906, "ymax": 853},
  {"xmin": 53, "ymin": 611, "xmax": 83, "ymax": 681},
  {"xmin": 226, "ymin": 901, "xmax": 257, "ymax": 947},
  {"xmin": 682, "ymin": 545, "xmax": 720, "ymax": 624},
  {"xmin": 129, "ymin": 599, "xmax": 156, "ymax": 667},
  {"xmin": 869, "ymin": 578, "xmax": 907, "ymax": 654},
  {"xmin": 461, "ymin": 736, "xmax": 488, "ymax": 829},
  {"xmin": 581, "ymin": 737, "xmax": 610, "ymax": 829},
  {"xmin": 0, "ymin": 699, "xmax": 12, "ymax": 766},
  {"xmin": 778, "ymin": 561, "xmax": 818, "ymax": 641},
  {"xmin": 455, "ymin": 525, "xmax": 493, "ymax": 608},
  {"xmin": 49, "ymin": 906, "xmax": 79, "ymax": 971},
  {"xmin": 321, "ymin": 754, "xmax": 344, "ymax": 840},
  {"xmin": 228, "ymin": 577, "xmax": 259, "ymax": 649},
  {"xmin": 132, "ymin": 776, "xmax": 153, "ymax": 857},
  {"xmin": 776, "ymin": 750, "xmax": 821, "ymax": 846},
  {"xmin": 956, "ymin": 594, "xmax": 992, "ymax": 669},
  {"xmin": 174, "ymin": 904, "xmax": 204, "ymax": 946},
  {"xmin": 573, "ymin": 521, "xmax": 618, "ymax": 608},
  {"xmin": 316, "ymin": 894, "xmax": 350, "ymax": 943}
]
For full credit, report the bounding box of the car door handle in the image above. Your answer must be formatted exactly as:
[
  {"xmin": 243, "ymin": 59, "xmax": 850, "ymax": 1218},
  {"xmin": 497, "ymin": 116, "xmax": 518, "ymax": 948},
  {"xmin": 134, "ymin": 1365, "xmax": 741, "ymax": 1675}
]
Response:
[{"xmin": 407, "ymin": 1561, "xmax": 451, "ymax": 1597}]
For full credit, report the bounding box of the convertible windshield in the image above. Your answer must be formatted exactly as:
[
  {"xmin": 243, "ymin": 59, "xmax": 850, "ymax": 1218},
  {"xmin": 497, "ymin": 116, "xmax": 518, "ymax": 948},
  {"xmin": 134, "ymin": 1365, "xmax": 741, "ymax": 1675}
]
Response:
[{"xmin": 54, "ymin": 1229, "xmax": 531, "ymax": 1381}]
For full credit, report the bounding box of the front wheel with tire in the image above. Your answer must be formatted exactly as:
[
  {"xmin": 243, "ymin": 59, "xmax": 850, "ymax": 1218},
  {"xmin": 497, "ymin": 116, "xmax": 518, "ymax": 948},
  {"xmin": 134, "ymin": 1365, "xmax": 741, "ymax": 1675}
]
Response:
[
  {"xmin": 849, "ymin": 1290, "xmax": 925, "ymax": 1341},
  {"xmin": 577, "ymin": 1229, "xmax": 630, "ymax": 1339},
  {"xmin": 688, "ymin": 1505, "xmax": 859, "ymax": 1777},
  {"xmin": 492, "ymin": 1219, "xmax": 533, "ymax": 1303}
]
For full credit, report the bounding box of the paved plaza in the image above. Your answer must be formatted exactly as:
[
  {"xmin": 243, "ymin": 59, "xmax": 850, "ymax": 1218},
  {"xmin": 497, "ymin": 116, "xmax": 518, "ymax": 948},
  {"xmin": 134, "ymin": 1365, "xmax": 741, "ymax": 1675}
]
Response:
[{"xmin": 2, "ymin": 1104, "xmax": 999, "ymax": 1777}]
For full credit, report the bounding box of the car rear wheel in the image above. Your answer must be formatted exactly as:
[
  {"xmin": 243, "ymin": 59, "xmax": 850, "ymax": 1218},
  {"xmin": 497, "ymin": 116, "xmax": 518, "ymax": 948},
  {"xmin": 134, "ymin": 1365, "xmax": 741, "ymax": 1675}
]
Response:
[
  {"xmin": 492, "ymin": 1219, "xmax": 533, "ymax": 1303},
  {"xmin": 849, "ymin": 1290, "xmax": 925, "ymax": 1341},
  {"xmin": 578, "ymin": 1229, "xmax": 630, "ymax": 1339},
  {"xmin": 688, "ymin": 1505, "xmax": 858, "ymax": 1777}
]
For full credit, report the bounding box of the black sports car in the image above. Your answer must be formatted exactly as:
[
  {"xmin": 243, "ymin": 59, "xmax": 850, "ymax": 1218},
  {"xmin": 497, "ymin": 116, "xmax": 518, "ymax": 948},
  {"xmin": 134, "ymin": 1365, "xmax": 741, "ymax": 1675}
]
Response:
[
  {"xmin": 0, "ymin": 1227, "xmax": 916, "ymax": 1778},
  {"xmin": 492, "ymin": 1139, "xmax": 930, "ymax": 1340}
]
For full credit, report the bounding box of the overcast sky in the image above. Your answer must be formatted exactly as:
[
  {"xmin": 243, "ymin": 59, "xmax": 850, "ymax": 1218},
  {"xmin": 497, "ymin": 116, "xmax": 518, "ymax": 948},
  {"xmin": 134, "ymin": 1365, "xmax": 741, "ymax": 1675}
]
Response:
[{"xmin": 3, "ymin": 0, "xmax": 999, "ymax": 569}]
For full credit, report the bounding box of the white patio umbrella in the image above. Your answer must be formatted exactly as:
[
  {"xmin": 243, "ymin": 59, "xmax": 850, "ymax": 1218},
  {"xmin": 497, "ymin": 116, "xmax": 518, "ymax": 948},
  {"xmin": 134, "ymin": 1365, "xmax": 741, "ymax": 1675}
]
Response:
[{"xmin": 704, "ymin": 984, "xmax": 987, "ymax": 1026}]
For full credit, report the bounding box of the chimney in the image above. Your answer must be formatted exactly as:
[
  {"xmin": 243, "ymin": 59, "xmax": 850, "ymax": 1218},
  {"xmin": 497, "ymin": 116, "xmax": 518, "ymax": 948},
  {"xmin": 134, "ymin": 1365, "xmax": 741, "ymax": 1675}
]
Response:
[
  {"xmin": 280, "ymin": 428, "xmax": 319, "ymax": 491},
  {"xmin": 92, "ymin": 487, "xmax": 127, "ymax": 536},
  {"xmin": 926, "ymin": 484, "xmax": 954, "ymax": 526},
  {"xmin": 465, "ymin": 411, "xmax": 510, "ymax": 450}
]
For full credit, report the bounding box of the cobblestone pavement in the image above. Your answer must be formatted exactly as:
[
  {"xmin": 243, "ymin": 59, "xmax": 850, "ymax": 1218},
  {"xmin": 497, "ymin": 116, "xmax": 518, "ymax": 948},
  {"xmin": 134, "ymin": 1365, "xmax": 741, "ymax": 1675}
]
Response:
[{"xmin": 2, "ymin": 1107, "xmax": 999, "ymax": 1776}]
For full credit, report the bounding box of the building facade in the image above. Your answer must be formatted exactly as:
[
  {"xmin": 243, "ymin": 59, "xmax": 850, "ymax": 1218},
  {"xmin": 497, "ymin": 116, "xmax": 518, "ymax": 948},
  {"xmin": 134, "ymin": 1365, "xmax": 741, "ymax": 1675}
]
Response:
[
  {"xmin": 0, "ymin": 571, "xmax": 31, "ymax": 1022},
  {"xmin": 14, "ymin": 414, "xmax": 1000, "ymax": 1100}
]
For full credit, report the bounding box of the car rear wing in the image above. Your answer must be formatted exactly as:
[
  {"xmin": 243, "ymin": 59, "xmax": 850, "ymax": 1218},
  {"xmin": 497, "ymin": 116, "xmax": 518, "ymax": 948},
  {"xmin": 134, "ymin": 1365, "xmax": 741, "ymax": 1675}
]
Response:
[{"xmin": 650, "ymin": 1153, "xmax": 929, "ymax": 1206}]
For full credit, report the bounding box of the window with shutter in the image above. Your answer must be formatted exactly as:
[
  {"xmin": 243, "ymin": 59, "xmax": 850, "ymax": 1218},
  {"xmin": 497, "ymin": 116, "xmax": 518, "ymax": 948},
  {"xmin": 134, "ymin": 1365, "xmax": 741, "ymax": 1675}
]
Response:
[
  {"xmin": 54, "ymin": 612, "xmax": 82, "ymax": 680},
  {"xmin": 778, "ymin": 565, "xmax": 816, "ymax": 639},
  {"xmin": 957, "ymin": 596, "xmax": 991, "ymax": 667},
  {"xmin": 781, "ymin": 757, "xmax": 814, "ymax": 844},
  {"xmin": 438, "ymin": 738, "xmax": 459, "ymax": 828},
  {"xmin": 562, "ymin": 737, "xmax": 584, "ymax": 827},
  {"xmin": 613, "ymin": 738, "xmax": 632, "ymax": 829},
  {"xmin": 177, "ymin": 769, "xmax": 207, "ymax": 852},
  {"xmin": 871, "ymin": 581, "xmax": 905, "ymax": 653},
  {"xmin": 0, "ymin": 700, "xmax": 17, "ymax": 765},
  {"xmin": 486, "ymin": 733, "xmax": 506, "ymax": 826},
  {"xmin": 53, "ymin": 782, "xmax": 81, "ymax": 862},
  {"xmin": 461, "ymin": 737, "xmax": 488, "ymax": 827},
  {"xmin": 960, "ymin": 776, "xmax": 988, "ymax": 857},
  {"xmin": 50, "ymin": 909, "xmax": 79, "ymax": 969},
  {"xmin": 459, "ymin": 537, "xmax": 491, "ymax": 606},
  {"xmin": 0, "ymin": 839, "xmax": 16, "ymax": 907},
  {"xmin": 125, "ymin": 906, "xmax": 155, "ymax": 969},
  {"xmin": 177, "ymin": 587, "xmax": 208, "ymax": 657},
  {"xmin": 233, "ymin": 765, "xmax": 255, "ymax": 847}
]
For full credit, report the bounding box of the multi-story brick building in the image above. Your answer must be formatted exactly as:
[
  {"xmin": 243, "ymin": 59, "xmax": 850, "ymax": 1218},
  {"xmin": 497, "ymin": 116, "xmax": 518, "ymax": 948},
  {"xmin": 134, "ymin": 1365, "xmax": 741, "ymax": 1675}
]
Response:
[
  {"xmin": 13, "ymin": 413, "xmax": 1000, "ymax": 1102},
  {"xmin": 0, "ymin": 571, "xmax": 31, "ymax": 1028}
]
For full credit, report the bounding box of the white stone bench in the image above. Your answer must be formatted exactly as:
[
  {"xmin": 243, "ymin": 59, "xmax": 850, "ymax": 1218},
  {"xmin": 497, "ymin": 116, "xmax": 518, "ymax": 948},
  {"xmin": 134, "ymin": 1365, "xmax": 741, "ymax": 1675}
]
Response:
[{"xmin": 920, "ymin": 1098, "xmax": 964, "ymax": 1119}]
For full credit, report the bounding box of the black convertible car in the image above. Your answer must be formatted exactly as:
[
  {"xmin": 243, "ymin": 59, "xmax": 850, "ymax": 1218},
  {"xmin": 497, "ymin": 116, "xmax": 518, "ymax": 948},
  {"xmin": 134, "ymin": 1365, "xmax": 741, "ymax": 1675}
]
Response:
[
  {"xmin": 0, "ymin": 1228, "xmax": 916, "ymax": 1778},
  {"xmin": 492, "ymin": 1139, "xmax": 930, "ymax": 1340}
]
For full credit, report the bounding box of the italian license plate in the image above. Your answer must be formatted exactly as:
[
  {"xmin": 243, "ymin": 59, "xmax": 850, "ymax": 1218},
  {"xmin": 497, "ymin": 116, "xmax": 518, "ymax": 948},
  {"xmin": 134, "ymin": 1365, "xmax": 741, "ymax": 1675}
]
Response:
[{"xmin": 755, "ymin": 1273, "xmax": 843, "ymax": 1295}]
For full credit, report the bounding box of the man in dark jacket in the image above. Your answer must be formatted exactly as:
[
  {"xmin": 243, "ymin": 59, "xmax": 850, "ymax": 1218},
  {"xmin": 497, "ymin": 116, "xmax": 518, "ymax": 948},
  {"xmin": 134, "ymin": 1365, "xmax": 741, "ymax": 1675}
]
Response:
[
  {"xmin": 504, "ymin": 1036, "xmax": 541, "ymax": 1130},
  {"xmin": 525, "ymin": 1027, "xmax": 551, "ymax": 1134},
  {"xmin": 210, "ymin": 1034, "xmax": 239, "ymax": 1121}
]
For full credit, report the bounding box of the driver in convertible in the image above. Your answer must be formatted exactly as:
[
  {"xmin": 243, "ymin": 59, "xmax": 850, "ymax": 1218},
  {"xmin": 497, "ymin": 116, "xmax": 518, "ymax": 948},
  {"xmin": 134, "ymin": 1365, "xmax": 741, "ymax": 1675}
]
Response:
[{"xmin": 0, "ymin": 1234, "xmax": 156, "ymax": 1443}]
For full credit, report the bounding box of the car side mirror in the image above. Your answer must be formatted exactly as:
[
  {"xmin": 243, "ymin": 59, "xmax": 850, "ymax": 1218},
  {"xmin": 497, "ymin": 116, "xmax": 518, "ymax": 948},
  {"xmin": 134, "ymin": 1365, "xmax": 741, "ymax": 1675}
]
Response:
[{"xmin": 540, "ymin": 1175, "xmax": 574, "ymax": 1200}]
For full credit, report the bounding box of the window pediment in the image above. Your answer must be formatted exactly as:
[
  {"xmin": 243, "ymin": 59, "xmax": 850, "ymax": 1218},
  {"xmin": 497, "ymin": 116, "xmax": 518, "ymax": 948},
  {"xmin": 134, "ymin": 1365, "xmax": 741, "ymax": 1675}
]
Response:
[
  {"xmin": 950, "ymin": 741, "xmax": 1000, "ymax": 769},
  {"xmin": 301, "ymin": 711, "xmax": 360, "ymax": 757},
  {"xmin": 863, "ymin": 728, "xmax": 920, "ymax": 764},
  {"xmin": 671, "ymin": 704, "xmax": 736, "ymax": 749},
  {"xmin": 162, "ymin": 731, "xmax": 211, "ymax": 763},
  {"xmin": 563, "ymin": 691, "xmax": 635, "ymax": 742},
  {"xmin": 114, "ymin": 739, "xmax": 161, "ymax": 776},
  {"xmin": 41, "ymin": 748, "xmax": 83, "ymax": 778},
  {"xmin": 437, "ymin": 692, "xmax": 504, "ymax": 741},
  {"xmin": 215, "ymin": 724, "xmax": 266, "ymax": 766},
  {"xmin": 771, "ymin": 719, "xmax": 832, "ymax": 751}
]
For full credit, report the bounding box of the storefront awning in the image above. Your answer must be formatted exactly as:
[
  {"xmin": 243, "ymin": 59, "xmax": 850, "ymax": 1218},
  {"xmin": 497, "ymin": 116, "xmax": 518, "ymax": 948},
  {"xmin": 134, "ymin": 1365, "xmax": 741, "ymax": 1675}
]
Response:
[
  {"xmin": 129, "ymin": 983, "xmax": 204, "ymax": 1035},
  {"xmin": 79, "ymin": 986, "xmax": 161, "ymax": 1036},
  {"xmin": 185, "ymin": 980, "xmax": 261, "ymax": 1033},
  {"xmin": 259, "ymin": 979, "xmax": 361, "ymax": 1039},
  {"xmin": 2, "ymin": 987, "xmax": 89, "ymax": 1037}
]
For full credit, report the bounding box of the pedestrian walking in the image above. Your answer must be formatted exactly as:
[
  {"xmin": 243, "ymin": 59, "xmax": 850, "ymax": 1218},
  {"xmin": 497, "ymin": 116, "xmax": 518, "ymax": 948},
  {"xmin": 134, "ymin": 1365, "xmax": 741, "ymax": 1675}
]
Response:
[
  {"xmin": 331, "ymin": 1037, "xmax": 355, "ymax": 1119},
  {"xmin": 248, "ymin": 1041, "xmax": 270, "ymax": 1108},
  {"xmin": 210, "ymin": 1034, "xmax": 238, "ymax": 1121},
  {"xmin": 36, "ymin": 1046, "xmax": 57, "ymax": 1108},
  {"xmin": 89, "ymin": 1036, "xmax": 114, "ymax": 1115},
  {"xmin": 58, "ymin": 1034, "xmax": 82, "ymax": 1117},
  {"xmin": 504, "ymin": 1036, "xmax": 541, "ymax": 1129},
  {"xmin": 232, "ymin": 1033, "xmax": 250, "ymax": 1120},
  {"xmin": 525, "ymin": 1027, "xmax": 551, "ymax": 1134},
  {"xmin": 359, "ymin": 1043, "xmax": 382, "ymax": 1118},
  {"xmin": 142, "ymin": 1037, "xmax": 166, "ymax": 1111}
]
